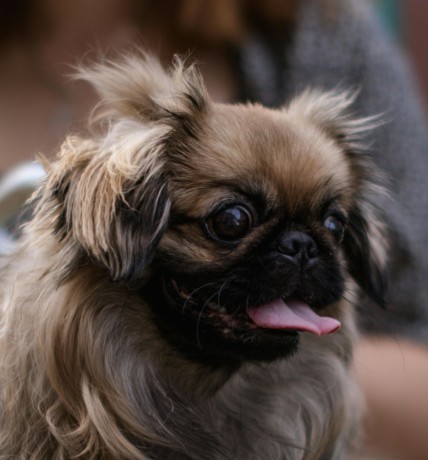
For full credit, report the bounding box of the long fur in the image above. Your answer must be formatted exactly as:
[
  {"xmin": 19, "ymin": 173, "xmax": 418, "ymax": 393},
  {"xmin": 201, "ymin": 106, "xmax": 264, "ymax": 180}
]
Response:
[{"xmin": 0, "ymin": 54, "xmax": 387, "ymax": 459}]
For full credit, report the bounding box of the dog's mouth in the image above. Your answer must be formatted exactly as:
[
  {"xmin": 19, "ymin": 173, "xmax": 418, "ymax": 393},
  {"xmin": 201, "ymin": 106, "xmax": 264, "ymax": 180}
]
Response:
[
  {"xmin": 164, "ymin": 277, "xmax": 341, "ymax": 337},
  {"xmin": 145, "ymin": 275, "xmax": 343, "ymax": 362}
]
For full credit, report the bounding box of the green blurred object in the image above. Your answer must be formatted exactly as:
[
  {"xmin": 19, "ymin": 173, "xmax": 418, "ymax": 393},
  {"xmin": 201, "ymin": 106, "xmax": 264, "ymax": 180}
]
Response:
[{"xmin": 375, "ymin": 0, "xmax": 402, "ymax": 41}]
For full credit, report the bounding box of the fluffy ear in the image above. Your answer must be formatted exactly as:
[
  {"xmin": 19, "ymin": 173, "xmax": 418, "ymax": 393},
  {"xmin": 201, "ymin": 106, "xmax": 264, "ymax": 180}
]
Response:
[
  {"xmin": 286, "ymin": 89, "xmax": 380, "ymax": 149},
  {"xmin": 343, "ymin": 196, "xmax": 388, "ymax": 307},
  {"xmin": 48, "ymin": 125, "xmax": 171, "ymax": 282},
  {"xmin": 288, "ymin": 89, "xmax": 388, "ymax": 306},
  {"xmin": 77, "ymin": 53, "xmax": 209, "ymax": 124},
  {"xmin": 46, "ymin": 54, "xmax": 209, "ymax": 281}
]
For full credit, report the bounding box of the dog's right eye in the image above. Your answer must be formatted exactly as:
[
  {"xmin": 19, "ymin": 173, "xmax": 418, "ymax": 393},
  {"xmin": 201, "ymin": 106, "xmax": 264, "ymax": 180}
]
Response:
[{"xmin": 206, "ymin": 205, "xmax": 253, "ymax": 242}]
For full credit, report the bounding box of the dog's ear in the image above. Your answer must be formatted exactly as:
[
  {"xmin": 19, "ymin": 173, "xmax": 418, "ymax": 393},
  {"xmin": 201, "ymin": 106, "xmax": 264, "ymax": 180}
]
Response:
[
  {"xmin": 47, "ymin": 125, "xmax": 171, "ymax": 282},
  {"xmin": 78, "ymin": 53, "xmax": 209, "ymax": 126},
  {"xmin": 287, "ymin": 90, "xmax": 388, "ymax": 306},
  {"xmin": 342, "ymin": 198, "xmax": 388, "ymax": 307},
  {"xmin": 47, "ymin": 54, "xmax": 209, "ymax": 281}
]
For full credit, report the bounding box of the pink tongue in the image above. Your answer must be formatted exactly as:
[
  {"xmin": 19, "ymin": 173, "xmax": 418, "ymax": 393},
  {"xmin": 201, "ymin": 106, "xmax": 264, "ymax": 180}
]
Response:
[{"xmin": 247, "ymin": 299, "xmax": 341, "ymax": 336}]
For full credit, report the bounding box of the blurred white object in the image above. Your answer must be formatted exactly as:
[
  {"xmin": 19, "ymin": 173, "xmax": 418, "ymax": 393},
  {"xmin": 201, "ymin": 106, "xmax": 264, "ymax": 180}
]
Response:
[{"xmin": 0, "ymin": 162, "xmax": 46, "ymax": 254}]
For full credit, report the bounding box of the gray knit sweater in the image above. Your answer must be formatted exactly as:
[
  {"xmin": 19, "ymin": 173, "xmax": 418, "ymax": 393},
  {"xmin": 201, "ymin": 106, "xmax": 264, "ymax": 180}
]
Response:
[{"xmin": 239, "ymin": 0, "xmax": 428, "ymax": 341}]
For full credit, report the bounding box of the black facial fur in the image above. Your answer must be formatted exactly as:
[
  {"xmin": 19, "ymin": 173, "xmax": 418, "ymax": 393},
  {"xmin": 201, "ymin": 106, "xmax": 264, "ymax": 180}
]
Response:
[{"xmin": 143, "ymin": 204, "xmax": 347, "ymax": 363}]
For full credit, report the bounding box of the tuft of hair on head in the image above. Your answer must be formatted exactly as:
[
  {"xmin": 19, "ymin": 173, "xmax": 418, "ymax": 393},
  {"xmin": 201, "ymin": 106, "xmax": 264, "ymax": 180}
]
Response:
[
  {"xmin": 286, "ymin": 89, "xmax": 383, "ymax": 150},
  {"xmin": 44, "ymin": 53, "xmax": 211, "ymax": 282},
  {"xmin": 76, "ymin": 51, "xmax": 210, "ymax": 124}
]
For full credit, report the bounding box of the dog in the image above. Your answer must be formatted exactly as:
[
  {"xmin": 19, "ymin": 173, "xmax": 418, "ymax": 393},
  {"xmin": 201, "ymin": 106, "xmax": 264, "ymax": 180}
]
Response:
[{"xmin": 0, "ymin": 54, "xmax": 387, "ymax": 459}]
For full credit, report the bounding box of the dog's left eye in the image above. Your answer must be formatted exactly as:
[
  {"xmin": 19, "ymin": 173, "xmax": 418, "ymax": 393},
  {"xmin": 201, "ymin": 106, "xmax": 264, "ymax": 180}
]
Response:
[
  {"xmin": 207, "ymin": 205, "xmax": 253, "ymax": 242},
  {"xmin": 324, "ymin": 214, "xmax": 346, "ymax": 241}
]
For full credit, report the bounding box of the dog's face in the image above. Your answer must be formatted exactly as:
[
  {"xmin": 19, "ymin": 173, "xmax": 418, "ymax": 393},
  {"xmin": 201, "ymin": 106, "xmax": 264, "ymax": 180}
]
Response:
[
  {"xmin": 49, "ymin": 55, "xmax": 386, "ymax": 364},
  {"xmin": 149, "ymin": 104, "xmax": 355, "ymax": 362}
]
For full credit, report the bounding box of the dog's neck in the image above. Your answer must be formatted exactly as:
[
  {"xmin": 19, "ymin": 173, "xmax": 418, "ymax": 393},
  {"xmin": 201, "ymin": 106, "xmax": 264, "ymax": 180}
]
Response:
[{"xmin": 149, "ymin": 346, "xmax": 240, "ymax": 398}]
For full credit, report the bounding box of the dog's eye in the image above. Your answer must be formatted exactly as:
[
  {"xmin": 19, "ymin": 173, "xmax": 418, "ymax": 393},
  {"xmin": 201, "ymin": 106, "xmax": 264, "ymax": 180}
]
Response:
[
  {"xmin": 207, "ymin": 205, "xmax": 252, "ymax": 242},
  {"xmin": 324, "ymin": 214, "xmax": 345, "ymax": 241}
]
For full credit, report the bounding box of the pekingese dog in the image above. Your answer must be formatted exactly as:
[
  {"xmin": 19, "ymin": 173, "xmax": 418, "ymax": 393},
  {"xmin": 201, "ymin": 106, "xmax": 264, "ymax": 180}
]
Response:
[{"xmin": 0, "ymin": 54, "xmax": 387, "ymax": 459}]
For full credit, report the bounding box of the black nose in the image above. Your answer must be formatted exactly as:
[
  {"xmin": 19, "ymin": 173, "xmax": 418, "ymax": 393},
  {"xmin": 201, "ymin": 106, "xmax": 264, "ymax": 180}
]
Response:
[{"xmin": 276, "ymin": 231, "xmax": 318, "ymax": 267}]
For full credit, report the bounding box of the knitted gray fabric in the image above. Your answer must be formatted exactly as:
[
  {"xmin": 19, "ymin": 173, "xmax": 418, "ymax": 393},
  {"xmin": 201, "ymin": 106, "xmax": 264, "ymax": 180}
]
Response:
[{"xmin": 240, "ymin": 0, "xmax": 428, "ymax": 341}]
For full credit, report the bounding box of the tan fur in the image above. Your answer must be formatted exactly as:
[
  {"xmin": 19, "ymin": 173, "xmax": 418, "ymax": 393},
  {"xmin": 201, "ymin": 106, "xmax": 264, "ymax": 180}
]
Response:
[{"xmin": 0, "ymin": 54, "xmax": 387, "ymax": 459}]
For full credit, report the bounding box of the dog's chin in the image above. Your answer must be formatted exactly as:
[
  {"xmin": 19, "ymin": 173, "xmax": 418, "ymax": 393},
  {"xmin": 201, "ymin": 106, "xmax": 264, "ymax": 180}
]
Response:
[{"xmin": 143, "ymin": 274, "xmax": 340, "ymax": 365}]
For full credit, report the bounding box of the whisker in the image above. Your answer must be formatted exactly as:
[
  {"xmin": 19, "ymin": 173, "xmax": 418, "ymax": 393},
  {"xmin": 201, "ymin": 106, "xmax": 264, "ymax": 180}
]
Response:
[
  {"xmin": 216, "ymin": 279, "xmax": 229, "ymax": 311},
  {"xmin": 257, "ymin": 256, "xmax": 271, "ymax": 276},
  {"xmin": 195, "ymin": 290, "xmax": 222, "ymax": 350},
  {"xmin": 181, "ymin": 281, "xmax": 218, "ymax": 313}
]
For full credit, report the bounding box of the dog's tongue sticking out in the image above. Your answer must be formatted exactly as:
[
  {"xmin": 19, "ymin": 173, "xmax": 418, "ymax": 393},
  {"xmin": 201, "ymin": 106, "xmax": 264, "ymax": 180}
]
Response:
[{"xmin": 247, "ymin": 299, "xmax": 341, "ymax": 336}]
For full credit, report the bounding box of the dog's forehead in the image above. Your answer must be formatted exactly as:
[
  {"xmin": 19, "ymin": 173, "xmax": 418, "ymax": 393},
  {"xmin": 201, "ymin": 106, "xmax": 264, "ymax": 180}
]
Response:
[{"xmin": 170, "ymin": 104, "xmax": 353, "ymax": 215}]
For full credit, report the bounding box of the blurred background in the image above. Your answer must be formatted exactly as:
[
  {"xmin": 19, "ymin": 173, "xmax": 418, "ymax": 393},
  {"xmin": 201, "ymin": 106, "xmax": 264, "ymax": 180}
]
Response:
[
  {"xmin": 378, "ymin": 0, "xmax": 428, "ymax": 107},
  {"xmin": 0, "ymin": 0, "xmax": 427, "ymax": 172}
]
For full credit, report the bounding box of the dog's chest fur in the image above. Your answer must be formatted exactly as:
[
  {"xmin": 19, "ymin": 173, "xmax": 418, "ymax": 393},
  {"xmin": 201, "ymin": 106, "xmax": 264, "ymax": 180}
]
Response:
[{"xmin": 145, "ymin": 331, "xmax": 359, "ymax": 460}]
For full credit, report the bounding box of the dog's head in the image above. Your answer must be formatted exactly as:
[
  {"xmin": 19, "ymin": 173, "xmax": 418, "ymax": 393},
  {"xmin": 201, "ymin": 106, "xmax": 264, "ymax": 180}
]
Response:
[{"xmin": 46, "ymin": 54, "xmax": 387, "ymax": 363}]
